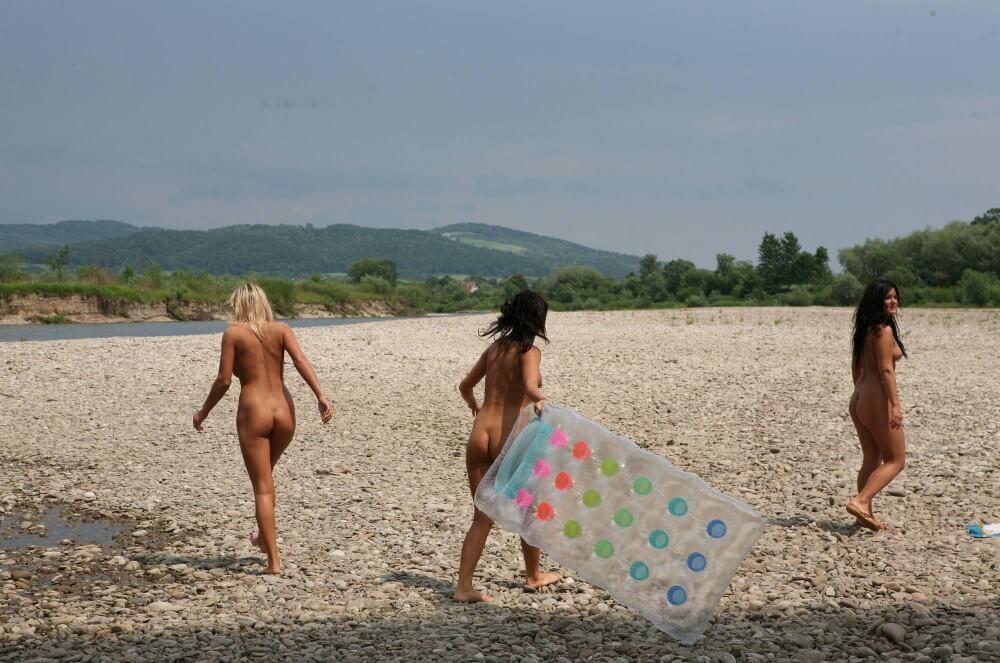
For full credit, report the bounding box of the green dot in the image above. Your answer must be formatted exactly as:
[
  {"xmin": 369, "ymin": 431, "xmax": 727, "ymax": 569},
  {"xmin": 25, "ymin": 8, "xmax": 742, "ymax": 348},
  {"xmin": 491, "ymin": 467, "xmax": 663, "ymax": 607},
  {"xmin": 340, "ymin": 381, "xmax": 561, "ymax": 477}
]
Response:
[
  {"xmin": 594, "ymin": 539, "xmax": 615, "ymax": 559},
  {"xmin": 582, "ymin": 489, "xmax": 602, "ymax": 508},
  {"xmin": 668, "ymin": 497, "xmax": 688, "ymax": 517},
  {"xmin": 613, "ymin": 508, "xmax": 634, "ymax": 527},
  {"xmin": 633, "ymin": 477, "xmax": 653, "ymax": 495},
  {"xmin": 600, "ymin": 458, "xmax": 620, "ymax": 476},
  {"xmin": 563, "ymin": 520, "xmax": 582, "ymax": 539}
]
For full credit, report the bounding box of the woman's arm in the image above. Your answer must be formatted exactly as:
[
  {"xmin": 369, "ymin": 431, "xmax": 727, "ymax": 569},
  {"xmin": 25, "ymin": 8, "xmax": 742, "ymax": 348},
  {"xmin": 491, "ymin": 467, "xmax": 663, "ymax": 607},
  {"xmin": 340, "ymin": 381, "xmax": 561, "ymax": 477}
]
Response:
[
  {"xmin": 282, "ymin": 324, "xmax": 333, "ymax": 423},
  {"xmin": 193, "ymin": 329, "xmax": 236, "ymax": 431},
  {"xmin": 875, "ymin": 327, "xmax": 902, "ymax": 429},
  {"xmin": 459, "ymin": 349, "xmax": 488, "ymax": 416},
  {"xmin": 521, "ymin": 346, "xmax": 547, "ymax": 414}
]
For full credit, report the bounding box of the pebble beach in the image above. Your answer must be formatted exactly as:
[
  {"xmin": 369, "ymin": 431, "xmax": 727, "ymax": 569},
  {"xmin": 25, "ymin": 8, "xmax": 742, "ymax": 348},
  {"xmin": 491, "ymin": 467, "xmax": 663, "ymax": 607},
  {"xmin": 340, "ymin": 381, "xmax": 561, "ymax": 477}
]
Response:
[{"xmin": 1, "ymin": 307, "xmax": 998, "ymax": 662}]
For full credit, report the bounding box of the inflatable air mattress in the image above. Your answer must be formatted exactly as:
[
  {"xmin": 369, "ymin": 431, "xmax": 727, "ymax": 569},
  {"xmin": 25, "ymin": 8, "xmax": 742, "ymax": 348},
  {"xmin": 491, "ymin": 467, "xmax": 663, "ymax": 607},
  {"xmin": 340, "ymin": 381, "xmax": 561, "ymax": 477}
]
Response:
[{"xmin": 474, "ymin": 402, "xmax": 765, "ymax": 643}]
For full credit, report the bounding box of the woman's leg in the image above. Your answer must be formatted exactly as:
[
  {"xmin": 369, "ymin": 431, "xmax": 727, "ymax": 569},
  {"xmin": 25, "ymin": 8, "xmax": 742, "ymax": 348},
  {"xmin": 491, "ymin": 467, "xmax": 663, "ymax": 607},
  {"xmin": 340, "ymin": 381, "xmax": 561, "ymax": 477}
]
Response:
[
  {"xmin": 520, "ymin": 538, "xmax": 561, "ymax": 589},
  {"xmin": 239, "ymin": 432, "xmax": 282, "ymax": 574},
  {"xmin": 850, "ymin": 402, "xmax": 905, "ymax": 526},
  {"xmin": 850, "ymin": 399, "xmax": 883, "ymax": 523},
  {"xmin": 454, "ymin": 427, "xmax": 495, "ymax": 602}
]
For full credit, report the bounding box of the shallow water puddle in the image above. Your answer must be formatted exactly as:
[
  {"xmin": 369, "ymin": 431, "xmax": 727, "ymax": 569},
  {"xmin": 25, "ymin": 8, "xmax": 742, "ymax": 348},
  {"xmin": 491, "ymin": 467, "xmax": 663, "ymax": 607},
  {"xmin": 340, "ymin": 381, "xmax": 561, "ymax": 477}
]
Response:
[{"xmin": 0, "ymin": 508, "xmax": 124, "ymax": 548}]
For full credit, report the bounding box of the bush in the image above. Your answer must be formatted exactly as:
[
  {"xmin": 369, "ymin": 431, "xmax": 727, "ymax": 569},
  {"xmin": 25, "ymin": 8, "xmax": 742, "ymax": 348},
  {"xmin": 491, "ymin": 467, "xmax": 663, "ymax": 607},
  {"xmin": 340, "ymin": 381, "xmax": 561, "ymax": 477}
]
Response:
[
  {"xmin": 781, "ymin": 285, "xmax": 812, "ymax": 306},
  {"xmin": 959, "ymin": 269, "xmax": 994, "ymax": 306},
  {"xmin": 258, "ymin": 278, "xmax": 296, "ymax": 317},
  {"xmin": 684, "ymin": 294, "xmax": 708, "ymax": 307},
  {"xmin": 359, "ymin": 275, "xmax": 393, "ymax": 296},
  {"xmin": 0, "ymin": 254, "xmax": 25, "ymax": 282},
  {"xmin": 830, "ymin": 272, "xmax": 863, "ymax": 305},
  {"xmin": 348, "ymin": 258, "xmax": 398, "ymax": 285}
]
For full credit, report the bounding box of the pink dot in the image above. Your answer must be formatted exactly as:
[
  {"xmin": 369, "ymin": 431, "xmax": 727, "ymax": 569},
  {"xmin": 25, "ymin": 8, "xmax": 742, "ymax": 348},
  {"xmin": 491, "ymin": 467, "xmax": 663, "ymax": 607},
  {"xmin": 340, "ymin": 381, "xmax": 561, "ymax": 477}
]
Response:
[
  {"xmin": 550, "ymin": 428, "xmax": 568, "ymax": 448},
  {"xmin": 533, "ymin": 459, "xmax": 551, "ymax": 479},
  {"xmin": 515, "ymin": 489, "xmax": 533, "ymax": 509}
]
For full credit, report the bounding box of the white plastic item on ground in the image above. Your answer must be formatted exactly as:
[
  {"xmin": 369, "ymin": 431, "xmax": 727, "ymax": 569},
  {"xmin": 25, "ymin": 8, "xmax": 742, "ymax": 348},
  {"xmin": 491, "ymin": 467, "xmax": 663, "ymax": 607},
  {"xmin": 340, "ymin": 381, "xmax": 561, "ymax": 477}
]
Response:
[{"xmin": 475, "ymin": 402, "xmax": 766, "ymax": 643}]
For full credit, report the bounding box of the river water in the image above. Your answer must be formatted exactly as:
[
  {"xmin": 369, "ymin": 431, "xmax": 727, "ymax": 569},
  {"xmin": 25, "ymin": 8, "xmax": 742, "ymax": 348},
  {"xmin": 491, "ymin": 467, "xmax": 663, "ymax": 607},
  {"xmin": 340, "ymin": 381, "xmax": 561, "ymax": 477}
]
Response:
[{"xmin": 0, "ymin": 316, "xmax": 402, "ymax": 343}]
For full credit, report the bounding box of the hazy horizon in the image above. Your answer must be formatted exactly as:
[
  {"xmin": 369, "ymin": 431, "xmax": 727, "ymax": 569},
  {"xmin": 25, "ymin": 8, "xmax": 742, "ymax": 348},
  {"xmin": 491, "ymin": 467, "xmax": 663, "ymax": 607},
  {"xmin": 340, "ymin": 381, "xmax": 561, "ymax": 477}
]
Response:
[{"xmin": 3, "ymin": 2, "xmax": 998, "ymax": 266}]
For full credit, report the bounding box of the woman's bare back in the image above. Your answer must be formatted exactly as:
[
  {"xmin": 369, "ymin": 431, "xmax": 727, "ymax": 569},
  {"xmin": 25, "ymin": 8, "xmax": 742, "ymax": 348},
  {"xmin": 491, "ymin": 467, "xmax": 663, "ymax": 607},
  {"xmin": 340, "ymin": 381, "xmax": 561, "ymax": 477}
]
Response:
[
  {"xmin": 470, "ymin": 342, "xmax": 542, "ymax": 462},
  {"xmin": 229, "ymin": 323, "xmax": 296, "ymax": 441}
]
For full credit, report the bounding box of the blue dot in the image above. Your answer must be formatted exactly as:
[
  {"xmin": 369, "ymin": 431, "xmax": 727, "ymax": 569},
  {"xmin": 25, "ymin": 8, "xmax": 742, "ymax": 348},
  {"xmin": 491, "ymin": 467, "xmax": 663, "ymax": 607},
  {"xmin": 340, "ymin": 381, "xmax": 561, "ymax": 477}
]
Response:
[
  {"xmin": 668, "ymin": 497, "xmax": 688, "ymax": 517},
  {"xmin": 667, "ymin": 585, "xmax": 687, "ymax": 606},
  {"xmin": 629, "ymin": 561, "xmax": 649, "ymax": 581},
  {"xmin": 707, "ymin": 519, "xmax": 727, "ymax": 539},
  {"xmin": 649, "ymin": 529, "xmax": 669, "ymax": 549},
  {"xmin": 687, "ymin": 552, "xmax": 707, "ymax": 572}
]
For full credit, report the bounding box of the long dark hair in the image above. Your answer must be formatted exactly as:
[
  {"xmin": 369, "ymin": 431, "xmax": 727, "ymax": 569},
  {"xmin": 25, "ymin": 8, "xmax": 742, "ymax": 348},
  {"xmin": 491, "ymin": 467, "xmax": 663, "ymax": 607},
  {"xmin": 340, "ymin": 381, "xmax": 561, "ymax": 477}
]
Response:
[
  {"xmin": 852, "ymin": 278, "xmax": 907, "ymax": 367},
  {"xmin": 480, "ymin": 290, "xmax": 549, "ymax": 353}
]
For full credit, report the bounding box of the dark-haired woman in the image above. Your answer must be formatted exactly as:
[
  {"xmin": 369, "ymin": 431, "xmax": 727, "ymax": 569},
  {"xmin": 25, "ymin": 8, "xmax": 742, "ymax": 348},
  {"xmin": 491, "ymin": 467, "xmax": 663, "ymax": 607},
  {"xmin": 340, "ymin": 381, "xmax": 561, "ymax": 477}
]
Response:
[
  {"xmin": 846, "ymin": 279, "xmax": 907, "ymax": 531},
  {"xmin": 453, "ymin": 290, "xmax": 561, "ymax": 602}
]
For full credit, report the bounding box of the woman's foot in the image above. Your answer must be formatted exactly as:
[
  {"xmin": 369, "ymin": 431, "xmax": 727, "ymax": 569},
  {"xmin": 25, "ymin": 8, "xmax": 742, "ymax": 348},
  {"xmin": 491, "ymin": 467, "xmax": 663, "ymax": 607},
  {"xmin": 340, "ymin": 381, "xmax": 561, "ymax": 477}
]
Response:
[
  {"xmin": 846, "ymin": 500, "xmax": 883, "ymax": 531},
  {"xmin": 250, "ymin": 531, "xmax": 266, "ymax": 553},
  {"xmin": 525, "ymin": 571, "xmax": 562, "ymax": 590},
  {"xmin": 264, "ymin": 565, "xmax": 282, "ymax": 575},
  {"xmin": 453, "ymin": 587, "xmax": 493, "ymax": 603}
]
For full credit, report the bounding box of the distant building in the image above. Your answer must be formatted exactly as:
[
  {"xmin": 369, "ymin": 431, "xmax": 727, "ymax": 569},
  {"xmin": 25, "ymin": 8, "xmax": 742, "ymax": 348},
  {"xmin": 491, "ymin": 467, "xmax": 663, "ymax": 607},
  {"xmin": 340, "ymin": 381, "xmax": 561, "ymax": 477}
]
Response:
[{"xmin": 463, "ymin": 279, "xmax": 479, "ymax": 294}]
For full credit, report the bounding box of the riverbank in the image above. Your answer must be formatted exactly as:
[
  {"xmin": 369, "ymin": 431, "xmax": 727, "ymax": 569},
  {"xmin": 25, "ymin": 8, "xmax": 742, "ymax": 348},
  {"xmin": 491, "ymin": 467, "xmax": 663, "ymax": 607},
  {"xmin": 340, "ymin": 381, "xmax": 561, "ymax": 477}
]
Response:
[
  {"xmin": 0, "ymin": 292, "xmax": 404, "ymax": 325},
  {"xmin": 1, "ymin": 308, "xmax": 998, "ymax": 660}
]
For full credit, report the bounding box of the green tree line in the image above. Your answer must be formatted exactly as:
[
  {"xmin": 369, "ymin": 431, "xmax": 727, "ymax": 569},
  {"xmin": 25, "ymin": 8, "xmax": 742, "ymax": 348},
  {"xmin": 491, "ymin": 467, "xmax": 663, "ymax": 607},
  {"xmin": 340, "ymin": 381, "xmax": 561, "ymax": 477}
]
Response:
[{"xmin": 2, "ymin": 209, "xmax": 998, "ymax": 317}]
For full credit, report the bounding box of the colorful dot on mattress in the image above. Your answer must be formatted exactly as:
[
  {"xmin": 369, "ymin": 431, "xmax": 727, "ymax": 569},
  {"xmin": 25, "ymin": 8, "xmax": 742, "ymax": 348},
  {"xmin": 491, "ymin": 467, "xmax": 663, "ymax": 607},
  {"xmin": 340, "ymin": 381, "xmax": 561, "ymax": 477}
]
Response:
[
  {"xmin": 707, "ymin": 519, "xmax": 727, "ymax": 539},
  {"xmin": 563, "ymin": 520, "xmax": 582, "ymax": 539},
  {"xmin": 582, "ymin": 489, "xmax": 602, "ymax": 508},
  {"xmin": 613, "ymin": 508, "xmax": 634, "ymax": 527},
  {"xmin": 629, "ymin": 561, "xmax": 650, "ymax": 581},
  {"xmin": 572, "ymin": 441, "xmax": 591, "ymax": 460},
  {"xmin": 687, "ymin": 552, "xmax": 707, "ymax": 572},
  {"xmin": 549, "ymin": 427, "xmax": 568, "ymax": 448},
  {"xmin": 600, "ymin": 458, "xmax": 620, "ymax": 476},
  {"xmin": 633, "ymin": 477, "xmax": 653, "ymax": 495},
  {"xmin": 515, "ymin": 489, "xmax": 533, "ymax": 509},
  {"xmin": 535, "ymin": 502, "xmax": 555, "ymax": 522},
  {"xmin": 533, "ymin": 458, "xmax": 551, "ymax": 479},
  {"xmin": 667, "ymin": 585, "xmax": 687, "ymax": 606},
  {"xmin": 649, "ymin": 529, "xmax": 669, "ymax": 549},
  {"xmin": 554, "ymin": 472, "xmax": 574, "ymax": 491},
  {"xmin": 668, "ymin": 497, "xmax": 688, "ymax": 517},
  {"xmin": 594, "ymin": 539, "xmax": 615, "ymax": 559}
]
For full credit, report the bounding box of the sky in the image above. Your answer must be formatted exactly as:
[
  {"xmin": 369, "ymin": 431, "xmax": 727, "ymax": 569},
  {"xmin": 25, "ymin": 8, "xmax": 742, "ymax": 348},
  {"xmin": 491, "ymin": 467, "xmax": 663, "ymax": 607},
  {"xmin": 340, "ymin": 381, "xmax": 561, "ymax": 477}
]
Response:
[{"xmin": 1, "ymin": 1, "xmax": 998, "ymax": 266}]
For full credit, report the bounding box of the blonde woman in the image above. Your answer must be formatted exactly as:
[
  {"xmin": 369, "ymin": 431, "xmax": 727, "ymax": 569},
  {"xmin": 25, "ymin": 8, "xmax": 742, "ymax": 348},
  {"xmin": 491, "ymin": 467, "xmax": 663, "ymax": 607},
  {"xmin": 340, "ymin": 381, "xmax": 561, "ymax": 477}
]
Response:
[{"xmin": 193, "ymin": 283, "xmax": 333, "ymax": 574}]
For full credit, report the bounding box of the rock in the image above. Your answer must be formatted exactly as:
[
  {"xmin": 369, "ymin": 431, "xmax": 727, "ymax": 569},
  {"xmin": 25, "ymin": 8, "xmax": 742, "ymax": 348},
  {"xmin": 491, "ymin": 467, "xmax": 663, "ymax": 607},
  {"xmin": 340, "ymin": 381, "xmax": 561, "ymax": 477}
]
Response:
[
  {"xmin": 146, "ymin": 601, "xmax": 184, "ymax": 613},
  {"xmin": 887, "ymin": 487, "xmax": 907, "ymax": 497},
  {"xmin": 10, "ymin": 568, "xmax": 31, "ymax": 580},
  {"xmin": 880, "ymin": 623, "xmax": 906, "ymax": 645}
]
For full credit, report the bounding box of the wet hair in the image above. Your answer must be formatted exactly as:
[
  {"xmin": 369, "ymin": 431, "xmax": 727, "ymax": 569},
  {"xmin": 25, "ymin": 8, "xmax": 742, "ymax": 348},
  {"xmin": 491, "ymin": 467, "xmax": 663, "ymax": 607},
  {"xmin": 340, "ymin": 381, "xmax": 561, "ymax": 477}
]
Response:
[
  {"xmin": 480, "ymin": 290, "xmax": 549, "ymax": 353},
  {"xmin": 229, "ymin": 282, "xmax": 274, "ymax": 341},
  {"xmin": 852, "ymin": 278, "xmax": 907, "ymax": 367}
]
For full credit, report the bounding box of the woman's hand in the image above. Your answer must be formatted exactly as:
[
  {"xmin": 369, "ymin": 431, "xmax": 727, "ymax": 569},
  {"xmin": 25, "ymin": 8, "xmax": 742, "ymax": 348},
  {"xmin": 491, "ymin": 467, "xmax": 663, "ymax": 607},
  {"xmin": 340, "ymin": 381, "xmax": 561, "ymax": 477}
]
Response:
[
  {"xmin": 318, "ymin": 396, "xmax": 333, "ymax": 424},
  {"xmin": 534, "ymin": 398, "xmax": 547, "ymax": 416},
  {"xmin": 889, "ymin": 404, "xmax": 903, "ymax": 429},
  {"xmin": 192, "ymin": 409, "xmax": 207, "ymax": 432},
  {"xmin": 468, "ymin": 400, "xmax": 480, "ymax": 417}
]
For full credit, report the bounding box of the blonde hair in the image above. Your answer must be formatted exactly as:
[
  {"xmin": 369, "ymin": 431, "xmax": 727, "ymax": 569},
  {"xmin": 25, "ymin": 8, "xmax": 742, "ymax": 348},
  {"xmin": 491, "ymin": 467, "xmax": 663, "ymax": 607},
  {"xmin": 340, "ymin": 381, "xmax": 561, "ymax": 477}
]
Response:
[{"xmin": 228, "ymin": 282, "xmax": 273, "ymax": 341}]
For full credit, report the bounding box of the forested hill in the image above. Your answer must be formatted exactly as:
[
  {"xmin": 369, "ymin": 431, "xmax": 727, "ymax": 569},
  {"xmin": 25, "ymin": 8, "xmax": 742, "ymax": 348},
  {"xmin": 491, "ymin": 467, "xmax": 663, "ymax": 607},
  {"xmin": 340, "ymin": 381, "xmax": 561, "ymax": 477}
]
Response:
[
  {"xmin": 5, "ymin": 221, "xmax": 640, "ymax": 278},
  {"xmin": 432, "ymin": 223, "xmax": 638, "ymax": 278},
  {"xmin": 0, "ymin": 220, "xmax": 142, "ymax": 248}
]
